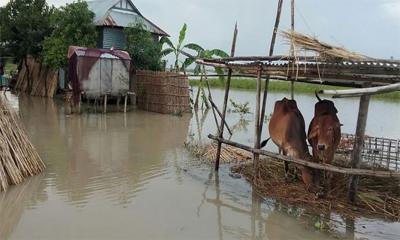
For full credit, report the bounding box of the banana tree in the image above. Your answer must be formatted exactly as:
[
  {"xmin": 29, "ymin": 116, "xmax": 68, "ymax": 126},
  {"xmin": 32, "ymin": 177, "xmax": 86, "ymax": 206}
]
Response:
[
  {"xmin": 182, "ymin": 46, "xmax": 229, "ymax": 110},
  {"xmin": 182, "ymin": 46, "xmax": 228, "ymax": 77},
  {"xmin": 160, "ymin": 23, "xmax": 196, "ymax": 72}
]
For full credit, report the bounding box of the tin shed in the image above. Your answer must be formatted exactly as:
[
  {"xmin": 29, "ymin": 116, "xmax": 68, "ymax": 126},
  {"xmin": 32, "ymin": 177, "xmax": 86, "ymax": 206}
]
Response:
[{"xmin": 68, "ymin": 46, "xmax": 132, "ymax": 102}]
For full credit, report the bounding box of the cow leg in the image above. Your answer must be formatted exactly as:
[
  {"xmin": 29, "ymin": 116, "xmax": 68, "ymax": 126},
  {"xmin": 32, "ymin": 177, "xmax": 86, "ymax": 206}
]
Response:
[
  {"xmin": 282, "ymin": 150, "xmax": 297, "ymax": 182},
  {"xmin": 282, "ymin": 150, "xmax": 290, "ymax": 181},
  {"xmin": 299, "ymin": 166, "xmax": 317, "ymax": 193},
  {"xmin": 325, "ymin": 171, "xmax": 333, "ymax": 192}
]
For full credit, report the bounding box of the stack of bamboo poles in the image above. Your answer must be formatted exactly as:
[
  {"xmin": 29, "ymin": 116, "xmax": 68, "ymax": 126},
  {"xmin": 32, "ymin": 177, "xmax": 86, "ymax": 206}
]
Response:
[
  {"xmin": 0, "ymin": 96, "xmax": 45, "ymax": 192},
  {"xmin": 15, "ymin": 56, "xmax": 58, "ymax": 98},
  {"xmin": 281, "ymin": 31, "xmax": 369, "ymax": 61}
]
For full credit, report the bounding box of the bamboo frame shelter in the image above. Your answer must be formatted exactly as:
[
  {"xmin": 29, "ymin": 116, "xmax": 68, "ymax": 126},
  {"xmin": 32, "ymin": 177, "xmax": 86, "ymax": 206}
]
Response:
[{"xmin": 197, "ymin": 0, "xmax": 400, "ymax": 203}]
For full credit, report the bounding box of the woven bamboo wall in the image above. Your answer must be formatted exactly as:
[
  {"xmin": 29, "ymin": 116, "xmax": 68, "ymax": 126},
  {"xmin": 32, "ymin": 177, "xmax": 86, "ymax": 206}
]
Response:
[{"xmin": 135, "ymin": 70, "xmax": 190, "ymax": 114}]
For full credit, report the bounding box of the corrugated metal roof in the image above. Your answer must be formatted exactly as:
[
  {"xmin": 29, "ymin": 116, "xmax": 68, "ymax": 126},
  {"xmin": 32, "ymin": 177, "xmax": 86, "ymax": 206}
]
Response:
[
  {"xmin": 86, "ymin": 0, "xmax": 168, "ymax": 36},
  {"xmin": 68, "ymin": 46, "xmax": 131, "ymax": 60}
]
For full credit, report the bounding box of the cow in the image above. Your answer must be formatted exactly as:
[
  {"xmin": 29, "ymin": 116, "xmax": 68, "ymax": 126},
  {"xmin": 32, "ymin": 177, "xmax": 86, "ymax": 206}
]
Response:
[
  {"xmin": 262, "ymin": 97, "xmax": 317, "ymax": 193},
  {"xmin": 308, "ymin": 92, "xmax": 341, "ymax": 192}
]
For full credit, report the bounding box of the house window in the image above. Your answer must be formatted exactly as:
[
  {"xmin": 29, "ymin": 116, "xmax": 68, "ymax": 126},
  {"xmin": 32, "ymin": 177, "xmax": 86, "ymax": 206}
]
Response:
[{"xmin": 114, "ymin": 0, "xmax": 134, "ymax": 11}]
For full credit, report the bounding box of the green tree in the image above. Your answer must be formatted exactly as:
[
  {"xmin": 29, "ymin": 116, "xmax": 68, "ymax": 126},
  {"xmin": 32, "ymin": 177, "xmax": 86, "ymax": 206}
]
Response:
[
  {"xmin": 0, "ymin": 0, "xmax": 52, "ymax": 60},
  {"xmin": 160, "ymin": 23, "xmax": 199, "ymax": 72},
  {"xmin": 0, "ymin": 0, "xmax": 53, "ymax": 90},
  {"xmin": 42, "ymin": 0, "xmax": 97, "ymax": 69},
  {"xmin": 124, "ymin": 23, "xmax": 162, "ymax": 71}
]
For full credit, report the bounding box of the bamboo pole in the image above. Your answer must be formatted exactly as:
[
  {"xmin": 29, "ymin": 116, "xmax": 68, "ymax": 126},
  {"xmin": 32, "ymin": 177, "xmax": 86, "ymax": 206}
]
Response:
[
  {"xmin": 348, "ymin": 90, "xmax": 371, "ymax": 203},
  {"xmin": 258, "ymin": 0, "xmax": 284, "ymax": 146},
  {"xmin": 103, "ymin": 94, "xmax": 107, "ymax": 114},
  {"xmin": 215, "ymin": 23, "xmax": 238, "ymax": 171},
  {"xmin": 208, "ymin": 98, "xmax": 233, "ymax": 136},
  {"xmin": 319, "ymin": 82, "xmax": 400, "ymax": 98},
  {"xmin": 208, "ymin": 134, "xmax": 400, "ymax": 178},
  {"xmin": 253, "ymin": 68, "xmax": 262, "ymax": 171},
  {"xmin": 206, "ymin": 80, "xmax": 233, "ymax": 136},
  {"xmin": 289, "ymin": 0, "xmax": 295, "ymax": 100},
  {"xmin": 205, "ymin": 69, "xmax": 220, "ymax": 132},
  {"xmin": 124, "ymin": 94, "xmax": 128, "ymax": 113}
]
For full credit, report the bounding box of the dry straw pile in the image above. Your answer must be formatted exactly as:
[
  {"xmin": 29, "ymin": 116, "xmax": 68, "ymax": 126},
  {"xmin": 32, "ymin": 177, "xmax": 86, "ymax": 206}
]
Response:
[
  {"xmin": 0, "ymin": 96, "xmax": 45, "ymax": 192},
  {"xmin": 189, "ymin": 143, "xmax": 400, "ymax": 220},
  {"xmin": 281, "ymin": 31, "xmax": 369, "ymax": 61}
]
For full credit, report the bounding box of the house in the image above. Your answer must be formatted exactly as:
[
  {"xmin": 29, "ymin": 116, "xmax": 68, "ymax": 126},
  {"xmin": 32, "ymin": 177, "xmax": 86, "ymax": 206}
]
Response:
[{"xmin": 86, "ymin": 0, "xmax": 169, "ymax": 50}]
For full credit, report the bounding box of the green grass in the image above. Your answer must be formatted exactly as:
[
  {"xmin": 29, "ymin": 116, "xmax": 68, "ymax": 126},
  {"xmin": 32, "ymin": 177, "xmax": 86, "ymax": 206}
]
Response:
[{"xmin": 190, "ymin": 78, "xmax": 400, "ymax": 101}]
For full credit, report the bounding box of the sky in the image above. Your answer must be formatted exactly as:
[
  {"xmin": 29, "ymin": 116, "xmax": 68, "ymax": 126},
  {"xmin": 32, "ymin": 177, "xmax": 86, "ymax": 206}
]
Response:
[{"xmin": 1, "ymin": 0, "xmax": 399, "ymax": 59}]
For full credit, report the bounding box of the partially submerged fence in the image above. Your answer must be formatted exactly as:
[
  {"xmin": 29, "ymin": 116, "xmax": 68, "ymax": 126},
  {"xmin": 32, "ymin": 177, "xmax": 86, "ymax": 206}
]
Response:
[
  {"xmin": 339, "ymin": 133, "xmax": 400, "ymax": 171},
  {"xmin": 135, "ymin": 70, "xmax": 191, "ymax": 114}
]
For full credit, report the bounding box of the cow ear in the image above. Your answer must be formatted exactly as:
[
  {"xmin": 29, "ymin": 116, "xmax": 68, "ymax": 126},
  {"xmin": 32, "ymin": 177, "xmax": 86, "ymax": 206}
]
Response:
[{"xmin": 308, "ymin": 125, "xmax": 319, "ymax": 139}]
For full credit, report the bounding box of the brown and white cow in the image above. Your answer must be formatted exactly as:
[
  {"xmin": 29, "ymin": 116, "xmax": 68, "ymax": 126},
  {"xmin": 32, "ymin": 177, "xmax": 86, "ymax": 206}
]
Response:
[
  {"xmin": 308, "ymin": 92, "xmax": 341, "ymax": 191},
  {"xmin": 263, "ymin": 97, "xmax": 316, "ymax": 193}
]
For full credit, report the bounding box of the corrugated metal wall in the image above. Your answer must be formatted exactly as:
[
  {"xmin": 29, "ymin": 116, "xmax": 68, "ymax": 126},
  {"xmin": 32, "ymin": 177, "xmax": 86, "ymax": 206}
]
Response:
[{"xmin": 102, "ymin": 27, "xmax": 126, "ymax": 50}]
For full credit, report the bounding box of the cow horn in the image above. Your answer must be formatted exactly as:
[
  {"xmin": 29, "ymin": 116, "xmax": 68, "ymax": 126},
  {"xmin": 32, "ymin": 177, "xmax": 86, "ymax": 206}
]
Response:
[{"xmin": 315, "ymin": 90, "xmax": 322, "ymax": 102}]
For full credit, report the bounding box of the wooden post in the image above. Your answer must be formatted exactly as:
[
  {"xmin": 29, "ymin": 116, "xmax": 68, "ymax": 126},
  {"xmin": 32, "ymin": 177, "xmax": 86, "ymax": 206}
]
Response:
[
  {"xmin": 259, "ymin": 0, "xmax": 284, "ymax": 139},
  {"xmin": 348, "ymin": 92, "xmax": 371, "ymax": 203},
  {"xmin": 254, "ymin": 68, "xmax": 262, "ymax": 171},
  {"xmin": 117, "ymin": 96, "xmax": 121, "ymax": 111},
  {"xmin": 103, "ymin": 94, "xmax": 108, "ymax": 114},
  {"xmin": 122, "ymin": 95, "xmax": 126, "ymax": 113},
  {"xmin": 78, "ymin": 93, "xmax": 82, "ymax": 114},
  {"xmin": 215, "ymin": 23, "xmax": 238, "ymax": 171}
]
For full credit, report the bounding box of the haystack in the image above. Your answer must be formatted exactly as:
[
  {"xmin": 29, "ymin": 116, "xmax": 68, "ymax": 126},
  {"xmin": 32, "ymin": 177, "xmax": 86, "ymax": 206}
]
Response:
[
  {"xmin": 281, "ymin": 30, "xmax": 370, "ymax": 61},
  {"xmin": 0, "ymin": 95, "xmax": 45, "ymax": 192}
]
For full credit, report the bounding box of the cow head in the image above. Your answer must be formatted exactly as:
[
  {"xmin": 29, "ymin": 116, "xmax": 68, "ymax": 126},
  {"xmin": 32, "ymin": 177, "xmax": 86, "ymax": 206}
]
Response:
[
  {"xmin": 314, "ymin": 91, "xmax": 338, "ymax": 116},
  {"xmin": 315, "ymin": 100, "xmax": 338, "ymax": 116},
  {"xmin": 274, "ymin": 98, "xmax": 299, "ymax": 113},
  {"xmin": 309, "ymin": 115, "xmax": 341, "ymax": 153}
]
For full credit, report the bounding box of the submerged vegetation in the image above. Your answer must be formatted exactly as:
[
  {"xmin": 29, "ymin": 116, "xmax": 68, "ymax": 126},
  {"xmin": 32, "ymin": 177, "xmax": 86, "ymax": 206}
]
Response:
[{"xmin": 190, "ymin": 78, "xmax": 400, "ymax": 101}]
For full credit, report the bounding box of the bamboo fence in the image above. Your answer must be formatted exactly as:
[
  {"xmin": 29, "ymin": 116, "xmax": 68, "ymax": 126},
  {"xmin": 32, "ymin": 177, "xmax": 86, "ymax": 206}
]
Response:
[{"xmin": 135, "ymin": 70, "xmax": 191, "ymax": 114}]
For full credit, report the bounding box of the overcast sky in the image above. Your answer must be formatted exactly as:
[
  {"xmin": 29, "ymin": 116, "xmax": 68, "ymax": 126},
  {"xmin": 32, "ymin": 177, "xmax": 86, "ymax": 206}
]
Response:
[{"xmin": 1, "ymin": 0, "xmax": 399, "ymax": 59}]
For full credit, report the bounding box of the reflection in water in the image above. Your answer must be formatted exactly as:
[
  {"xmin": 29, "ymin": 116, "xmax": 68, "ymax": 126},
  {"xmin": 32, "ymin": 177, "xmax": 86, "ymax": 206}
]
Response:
[
  {"xmin": 18, "ymin": 96, "xmax": 192, "ymax": 207},
  {"xmin": 0, "ymin": 175, "xmax": 47, "ymax": 239},
  {"xmin": 196, "ymin": 166, "xmax": 342, "ymax": 240}
]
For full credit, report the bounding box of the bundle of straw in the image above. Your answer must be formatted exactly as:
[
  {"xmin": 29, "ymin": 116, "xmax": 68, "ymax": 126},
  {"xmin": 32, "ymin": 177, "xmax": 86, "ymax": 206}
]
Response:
[
  {"xmin": 0, "ymin": 96, "xmax": 45, "ymax": 192},
  {"xmin": 281, "ymin": 30, "xmax": 370, "ymax": 61}
]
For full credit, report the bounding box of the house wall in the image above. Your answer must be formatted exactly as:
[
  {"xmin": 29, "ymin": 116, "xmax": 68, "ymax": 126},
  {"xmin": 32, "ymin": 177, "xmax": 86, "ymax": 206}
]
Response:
[
  {"xmin": 97, "ymin": 27, "xmax": 160, "ymax": 50},
  {"xmin": 101, "ymin": 27, "xmax": 126, "ymax": 50}
]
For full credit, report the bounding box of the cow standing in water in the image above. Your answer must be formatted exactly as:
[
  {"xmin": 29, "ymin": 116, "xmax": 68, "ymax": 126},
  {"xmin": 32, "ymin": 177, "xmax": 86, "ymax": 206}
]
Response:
[
  {"xmin": 308, "ymin": 92, "xmax": 341, "ymax": 192},
  {"xmin": 262, "ymin": 98, "xmax": 317, "ymax": 193}
]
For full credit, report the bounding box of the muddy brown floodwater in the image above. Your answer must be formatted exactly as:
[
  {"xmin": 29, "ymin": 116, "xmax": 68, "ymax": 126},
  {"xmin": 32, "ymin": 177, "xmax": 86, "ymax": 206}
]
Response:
[{"xmin": 0, "ymin": 89, "xmax": 399, "ymax": 240}]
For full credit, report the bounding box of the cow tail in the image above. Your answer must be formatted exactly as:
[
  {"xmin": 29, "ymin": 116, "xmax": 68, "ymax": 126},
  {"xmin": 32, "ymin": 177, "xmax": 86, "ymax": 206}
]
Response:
[
  {"xmin": 315, "ymin": 90, "xmax": 322, "ymax": 102},
  {"xmin": 260, "ymin": 138, "xmax": 271, "ymax": 148}
]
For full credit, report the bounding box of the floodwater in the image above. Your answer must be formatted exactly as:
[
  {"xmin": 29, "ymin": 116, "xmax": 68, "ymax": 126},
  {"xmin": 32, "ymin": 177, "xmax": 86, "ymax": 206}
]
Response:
[{"xmin": 0, "ymin": 88, "xmax": 399, "ymax": 240}]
